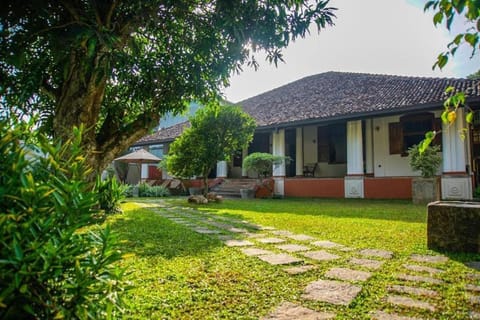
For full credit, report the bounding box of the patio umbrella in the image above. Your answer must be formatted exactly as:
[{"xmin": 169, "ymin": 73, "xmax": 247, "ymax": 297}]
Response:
[{"xmin": 114, "ymin": 149, "xmax": 161, "ymax": 182}]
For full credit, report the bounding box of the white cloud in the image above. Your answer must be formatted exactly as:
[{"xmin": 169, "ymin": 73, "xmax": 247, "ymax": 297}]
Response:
[{"xmin": 223, "ymin": 0, "xmax": 478, "ymax": 102}]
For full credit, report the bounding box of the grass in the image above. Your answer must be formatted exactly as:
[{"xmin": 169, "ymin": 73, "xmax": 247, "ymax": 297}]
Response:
[{"xmin": 104, "ymin": 198, "xmax": 480, "ymax": 319}]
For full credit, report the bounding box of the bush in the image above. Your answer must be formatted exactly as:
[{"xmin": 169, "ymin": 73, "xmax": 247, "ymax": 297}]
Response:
[
  {"xmin": 408, "ymin": 144, "xmax": 442, "ymax": 178},
  {"xmin": 95, "ymin": 176, "xmax": 128, "ymax": 213},
  {"xmin": 138, "ymin": 182, "xmax": 170, "ymax": 197},
  {"xmin": 243, "ymin": 152, "xmax": 290, "ymax": 178},
  {"xmin": 0, "ymin": 119, "xmax": 124, "ymax": 319}
]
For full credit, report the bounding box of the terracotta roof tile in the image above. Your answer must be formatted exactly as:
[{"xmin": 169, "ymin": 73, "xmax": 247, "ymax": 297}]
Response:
[{"xmin": 134, "ymin": 121, "xmax": 190, "ymax": 145}]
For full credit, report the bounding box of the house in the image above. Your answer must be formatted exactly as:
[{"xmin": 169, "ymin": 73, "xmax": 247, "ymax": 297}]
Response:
[{"xmin": 132, "ymin": 71, "xmax": 480, "ymax": 200}]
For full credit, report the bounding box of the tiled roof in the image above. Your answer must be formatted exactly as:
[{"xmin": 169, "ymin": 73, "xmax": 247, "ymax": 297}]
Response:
[
  {"xmin": 238, "ymin": 71, "xmax": 480, "ymax": 128},
  {"xmin": 134, "ymin": 121, "xmax": 190, "ymax": 145}
]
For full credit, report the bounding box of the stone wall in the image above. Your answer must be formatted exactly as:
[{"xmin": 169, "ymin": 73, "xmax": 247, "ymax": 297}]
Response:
[{"xmin": 427, "ymin": 201, "xmax": 480, "ymax": 253}]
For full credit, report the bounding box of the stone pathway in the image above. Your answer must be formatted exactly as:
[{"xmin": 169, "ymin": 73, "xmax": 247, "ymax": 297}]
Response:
[{"xmin": 148, "ymin": 204, "xmax": 480, "ymax": 319}]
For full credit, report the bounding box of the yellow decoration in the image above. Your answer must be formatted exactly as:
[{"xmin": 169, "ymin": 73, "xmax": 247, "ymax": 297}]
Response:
[{"xmin": 447, "ymin": 110, "xmax": 456, "ymax": 123}]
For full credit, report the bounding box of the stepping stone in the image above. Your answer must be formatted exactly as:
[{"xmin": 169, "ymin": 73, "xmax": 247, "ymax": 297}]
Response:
[
  {"xmin": 259, "ymin": 226, "xmax": 276, "ymax": 231},
  {"xmin": 387, "ymin": 295, "xmax": 435, "ymax": 312},
  {"xmin": 349, "ymin": 257, "xmax": 384, "ymax": 270},
  {"xmin": 271, "ymin": 230, "xmax": 294, "ymax": 236},
  {"xmin": 283, "ymin": 265, "xmax": 317, "ymax": 275},
  {"xmin": 371, "ymin": 310, "xmax": 423, "ymax": 320},
  {"xmin": 469, "ymin": 293, "xmax": 480, "ymax": 304},
  {"xmin": 403, "ymin": 264, "xmax": 445, "ymax": 275},
  {"xmin": 216, "ymin": 235, "xmax": 234, "ymax": 241},
  {"xmin": 302, "ymin": 279, "xmax": 362, "ymax": 305},
  {"xmin": 287, "ymin": 234, "xmax": 315, "ymax": 241},
  {"xmin": 359, "ymin": 249, "xmax": 393, "ymax": 259},
  {"xmin": 311, "ymin": 240, "xmax": 345, "ymax": 249},
  {"xmin": 240, "ymin": 248, "xmax": 274, "ymax": 257},
  {"xmin": 276, "ymin": 244, "xmax": 310, "ymax": 253},
  {"xmin": 467, "ymin": 284, "xmax": 480, "ymax": 292},
  {"xmin": 468, "ymin": 273, "xmax": 480, "ymax": 280},
  {"xmin": 193, "ymin": 228, "xmax": 221, "ymax": 234},
  {"xmin": 325, "ymin": 267, "xmax": 372, "ymax": 282},
  {"xmin": 228, "ymin": 227, "xmax": 249, "ymax": 233},
  {"xmin": 388, "ymin": 285, "xmax": 438, "ymax": 297},
  {"xmin": 410, "ymin": 254, "xmax": 448, "ymax": 264},
  {"xmin": 257, "ymin": 237, "xmax": 286, "ymax": 244},
  {"xmin": 261, "ymin": 301, "xmax": 335, "ymax": 320},
  {"xmin": 245, "ymin": 232, "xmax": 267, "ymax": 238},
  {"xmin": 257, "ymin": 253, "xmax": 303, "ymax": 265},
  {"xmin": 302, "ymin": 250, "xmax": 340, "ymax": 262},
  {"xmin": 205, "ymin": 221, "xmax": 231, "ymax": 229},
  {"xmin": 470, "ymin": 311, "xmax": 480, "ymax": 319},
  {"xmin": 396, "ymin": 273, "xmax": 443, "ymax": 285},
  {"xmin": 467, "ymin": 261, "xmax": 480, "ymax": 271},
  {"xmin": 224, "ymin": 240, "xmax": 254, "ymax": 247}
]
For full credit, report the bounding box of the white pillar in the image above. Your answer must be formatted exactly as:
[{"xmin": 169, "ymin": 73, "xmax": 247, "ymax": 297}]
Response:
[
  {"xmin": 295, "ymin": 127, "xmax": 304, "ymax": 176},
  {"xmin": 365, "ymin": 119, "xmax": 374, "ymax": 175},
  {"xmin": 141, "ymin": 163, "xmax": 149, "ymax": 180},
  {"xmin": 241, "ymin": 148, "xmax": 248, "ymax": 177},
  {"xmin": 345, "ymin": 120, "xmax": 364, "ymax": 198},
  {"xmin": 216, "ymin": 161, "xmax": 228, "ymax": 178},
  {"xmin": 272, "ymin": 129, "xmax": 285, "ymax": 197},
  {"xmin": 441, "ymin": 108, "xmax": 472, "ymax": 199}
]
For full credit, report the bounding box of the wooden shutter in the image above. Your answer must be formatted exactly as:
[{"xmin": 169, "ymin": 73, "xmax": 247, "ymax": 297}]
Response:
[{"xmin": 389, "ymin": 122, "xmax": 403, "ymax": 154}]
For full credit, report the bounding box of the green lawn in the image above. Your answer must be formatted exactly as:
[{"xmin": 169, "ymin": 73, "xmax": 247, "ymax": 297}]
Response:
[{"xmin": 107, "ymin": 198, "xmax": 480, "ymax": 319}]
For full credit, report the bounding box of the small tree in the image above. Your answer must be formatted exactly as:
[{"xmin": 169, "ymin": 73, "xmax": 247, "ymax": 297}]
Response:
[
  {"xmin": 166, "ymin": 102, "xmax": 255, "ymax": 195},
  {"xmin": 242, "ymin": 152, "xmax": 288, "ymax": 178},
  {"xmin": 409, "ymin": 144, "xmax": 442, "ymax": 178}
]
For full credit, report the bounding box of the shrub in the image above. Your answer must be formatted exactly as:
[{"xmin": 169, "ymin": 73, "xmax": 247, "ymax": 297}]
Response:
[
  {"xmin": 408, "ymin": 144, "xmax": 442, "ymax": 178},
  {"xmin": 0, "ymin": 118, "xmax": 124, "ymax": 319},
  {"xmin": 95, "ymin": 176, "xmax": 128, "ymax": 213},
  {"xmin": 243, "ymin": 152, "xmax": 290, "ymax": 178},
  {"xmin": 138, "ymin": 182, "xmax": 170, "ymax": 197}
]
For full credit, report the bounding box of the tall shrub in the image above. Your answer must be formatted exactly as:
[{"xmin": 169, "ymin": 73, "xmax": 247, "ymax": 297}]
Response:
[{"xmin": 0, "ymin": 118, "xmax": 124, "ymax": 319}]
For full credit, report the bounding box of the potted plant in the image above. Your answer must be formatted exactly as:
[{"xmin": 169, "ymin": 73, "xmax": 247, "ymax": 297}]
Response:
[
  {"xmin": 242, "ymin": 152, "xmax": 289, "ymax": 198},
  {"xmin": 408, "ymin": 144, "xmax": 442, "ymax": 204}
]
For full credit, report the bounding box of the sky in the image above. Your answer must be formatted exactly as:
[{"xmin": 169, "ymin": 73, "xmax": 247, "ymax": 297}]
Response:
[{"xmin": 222, "ymin": 0, "xmax": 480, "ymax": 103}]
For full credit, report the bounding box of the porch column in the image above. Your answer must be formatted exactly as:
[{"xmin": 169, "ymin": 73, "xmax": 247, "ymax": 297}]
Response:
[
  {"xmin": 216, "ymin": 161, "xmax": 228, "ymax": 178},
  {"xmin": 272, "ymin": 129, "xmax": 285, "ymax": 197},
  {"xmin": 241, "ymin": 148, "xmax": 248, "ymax": 177},
  {"xmin": 345, "ymin": 120, "xmax": 364, "ymax": 198},
  {"xmin": 365, "ymin": 119, "xmax": 374, "ymax": 175},
  {"xmin": 141, "ymin": 164, "xmax": 149, "ymax": 181},
  {"xmin": 441, "ymin": 108, "xmax": 472, "ymax": 199},
  {"xmin": 295, "ymin": 127, "xmax": 304, "ymax": 176}
]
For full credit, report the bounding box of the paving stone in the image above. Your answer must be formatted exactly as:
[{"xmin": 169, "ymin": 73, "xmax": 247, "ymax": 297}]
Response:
[
  {"xmin": 470, "ymin": 311, "xmax": 480, "ymax": 319},
  {"xmin": 261, "ymin": 301, "xmax": 335, "ymax": 320},
  {"xmin": 257, "ymin": 237, "xmax": 286, "ymax": 244},
  {"xmin": 302, "ymin": 250, "xmax": 341, "ymax": 262},
  {"xmin": 403, "ymin": 264, "xmax": 445, "ymax": 275},
  {"xmin": 467, "ymin": 262, "xmax": 480, "ymax": 271},
  {"xmin": 244, "ymin": 232, "xmax": 268, "ymax": 238},
  {"xmin": 410, "ymin": 254, "xmax": 448, "ymax": 264},
  {"xmin": 276, "ymin": 244, "xmax": 310, "ymax": 253},
  {"xmin": 216, "ymin": 235, "xmax": 234, "ymax": 241},
  {"xmin": 358, "ymin": 248, "xmax": 393, "ymax": 259},
  {"xmin": 302, "ymin": 279, "xmax": 362, "ymax": 305},
  {"xmin": 371, "ymin": 310, "xmax": 424, "ymax": 320},
  {"xmin": 271, "ymin": 230, "xmax": 294, "ymax": 236},
  {"xmin": 467, "ymin": 284, "xmax": 480, "ymax": 292},
  {"xmin": 387, "ymin": 295, "xmax": 435, "ymax": 312},
  {"xmin": 228, "ymin": 227, "xmax": 249, "ymax": 233},
  {"xmin": 224, "ymin": 239, "xmax": 254, "ymax": 247},
  {"xmin": 287, "ymin": 234, "xmax": 315, "ymax": 241},
  {"xmin": 240, "ymin": 248, "xmax": 274, "ymax": 256},
  {"xmin": 193, "ymin": 228, "xmax": 221, "ymax": 234},
  {"xmin": 468, "ymin": 273, "xmax": 480, "ymax": 281},
  {"xmin": 469, "ymin": 293, "xmax": 480, "ymax": 305},
  {"xmin": 257, "ymin": 253, "xmax": 303, "ymax": 265},
  {"xmin": 388, "ymin": 285, "xmax": 438, "ymax": 297},
  {"xmin": 396, "ymin": 273, "xmax": 443, "ymax": 285},
  {"xmin": 311, "ymin": 240, "xmax": 345, "ymax": 249},
  {"xmin": 349, "ymin": 257, "xmax": 384, "ymax": 270},
  {"xmin": 325, "ymin": 267, "xmax": 372, "ymax": 282},
  {"xmin": 259, "ymin": 226, "xmax": 276, "ymax": 231},
  {"xmin": 283, "ymin": 265, "xmax": 318, "ymax": 275},
  {"xmin": 204, "ymin": 221, "xmax": 232, "ymax": 229}
]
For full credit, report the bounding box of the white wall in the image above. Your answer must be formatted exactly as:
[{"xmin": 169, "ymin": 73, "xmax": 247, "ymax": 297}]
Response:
[{"xmin": 372, "ymin": 112, "xmax": 442, "ymax": 177}]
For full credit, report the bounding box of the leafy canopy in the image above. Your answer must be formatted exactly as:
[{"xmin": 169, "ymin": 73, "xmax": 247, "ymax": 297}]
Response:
[
  {"xmin": 166, "ymin": 102, "xmax": 255, "ymax": 189},
  {"xmin": 0, "ymin": 1, "xmax": 336, "ymax": 173}
]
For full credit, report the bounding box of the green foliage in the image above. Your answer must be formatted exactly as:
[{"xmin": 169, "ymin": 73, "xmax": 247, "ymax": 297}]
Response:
[
  {"xmin": 166, "ymin": 102, "xmax": 256, "ymax": 192},
  {"xmin": 242, "ymin": 152, "xmax": 289, "ymax": 178},
  {"xmin": 0, "ymin": 118, "xmax": 124, "ymax": 319},
  {"xmin": 409, "ymin": 144, "xmax": 442, "ymax": 178},
  {"xmin": 0, "ymin": 1, "xmax": 336, "ymax": 172},
  {"xmin": 137, "ymin": 183, "xmax": 170, "ymax": 197},
  {"xmin": 425, "ymin": 0, "xmax": 479, "ymax": 69},
  {"xmin": 95, "ymin": 176, "xmax": 128, "ymax": 214},
  {"xmin": 467, "ymin": 69, "xmax": 480, "ymax": 79}
]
